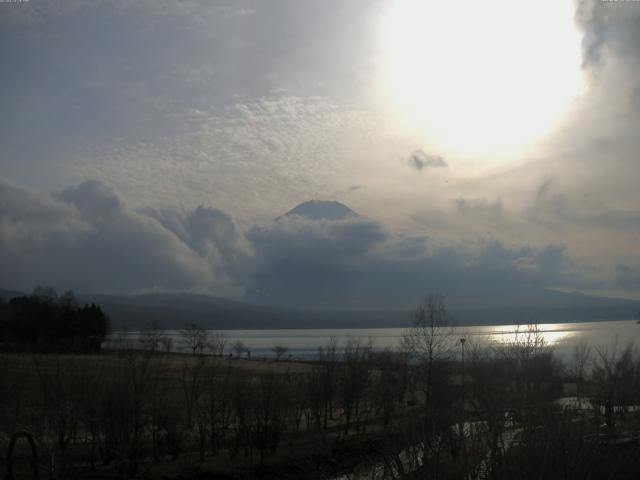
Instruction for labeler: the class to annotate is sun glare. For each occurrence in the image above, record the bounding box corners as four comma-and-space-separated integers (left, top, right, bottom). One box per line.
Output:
378, 0, 585, 160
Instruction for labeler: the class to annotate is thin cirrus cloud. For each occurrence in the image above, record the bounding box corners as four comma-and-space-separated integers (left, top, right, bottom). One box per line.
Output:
60, 95, 387, 225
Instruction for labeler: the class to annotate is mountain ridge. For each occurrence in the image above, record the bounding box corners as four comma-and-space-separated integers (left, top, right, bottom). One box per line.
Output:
1, 288, 638, 330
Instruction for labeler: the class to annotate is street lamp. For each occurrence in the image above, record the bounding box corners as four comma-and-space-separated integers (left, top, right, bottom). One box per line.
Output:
460, 337, 466, 409
460, 337, 468, 479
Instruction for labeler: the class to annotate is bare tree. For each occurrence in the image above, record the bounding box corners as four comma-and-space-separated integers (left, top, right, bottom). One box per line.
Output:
179, 355, 207, 434
232, 340, 249, 358
402, 294, 456, 400
402, 294, 455, 362
339, 338, 373, 435
180, 322, 209, 356
317, 336, 339, 430
569, 340, 592, 399
207, 331, 227, 356
271, 344, 288, 361
401, 294, 457, 473
139, 321, 162, 353
159, 335, 173, 354
592, 340, 639, 428
498, 323, 555, 396
32, 353, 87, 474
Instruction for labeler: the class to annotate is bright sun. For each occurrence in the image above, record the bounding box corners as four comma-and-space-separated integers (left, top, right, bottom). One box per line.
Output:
379, 0, 585, 160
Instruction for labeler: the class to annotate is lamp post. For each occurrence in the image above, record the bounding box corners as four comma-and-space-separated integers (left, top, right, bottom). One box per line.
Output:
460, 337, 467, 479
460, 337, 466, 410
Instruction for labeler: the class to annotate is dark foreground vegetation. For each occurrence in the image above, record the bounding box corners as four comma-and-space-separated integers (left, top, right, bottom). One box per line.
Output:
1, 294, 640, 479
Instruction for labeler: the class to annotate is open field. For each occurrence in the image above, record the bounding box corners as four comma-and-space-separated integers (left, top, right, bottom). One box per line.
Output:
4, 327, 640, 479
0, 347, 422, 479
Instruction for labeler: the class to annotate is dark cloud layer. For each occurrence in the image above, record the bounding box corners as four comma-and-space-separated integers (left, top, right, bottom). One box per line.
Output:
244, 201, 598, 308
246, 219, 595, 308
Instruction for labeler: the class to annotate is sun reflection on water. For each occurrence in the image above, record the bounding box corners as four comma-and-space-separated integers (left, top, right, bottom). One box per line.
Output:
484, 323, 577, 347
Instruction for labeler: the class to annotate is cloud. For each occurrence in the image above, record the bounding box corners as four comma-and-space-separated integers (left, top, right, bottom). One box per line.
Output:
244, 206, 598, 308
144, 205, 240, 256
142, 204, 251, 280
0, 175, 624, 308
532, 182, 640, 232
56, 180, 125, 222
614, 264, 640, 291
2, 0, 640, 307
0, 0, 382, 189
58, 94, 384, 224
244, 214, 387, 305
0, 177, 89, 249
455, 197, 504, 226
536, 178, 554, 200
0, 177, 244, 295
248, 215, 386, 267
575, 0, 640, 68
406, 150, 447, 172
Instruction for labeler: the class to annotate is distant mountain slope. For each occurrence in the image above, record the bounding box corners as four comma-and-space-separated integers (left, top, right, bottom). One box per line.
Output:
70, 291, 640, 329
78, 292, 410, 330
1, 288, 638, 330
283, 200, 358, 221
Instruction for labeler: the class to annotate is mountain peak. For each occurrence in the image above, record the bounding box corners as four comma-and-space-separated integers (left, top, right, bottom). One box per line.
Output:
284, 200, 358, 221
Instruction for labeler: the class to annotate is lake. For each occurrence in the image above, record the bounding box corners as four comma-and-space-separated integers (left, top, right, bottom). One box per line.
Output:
107, 319, 640, 361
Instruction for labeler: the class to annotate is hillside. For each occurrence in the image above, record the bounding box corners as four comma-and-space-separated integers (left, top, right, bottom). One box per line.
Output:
2, 288, 638, 330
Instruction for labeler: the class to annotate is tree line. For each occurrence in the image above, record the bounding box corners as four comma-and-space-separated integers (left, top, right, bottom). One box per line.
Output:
0, 287, 110, 352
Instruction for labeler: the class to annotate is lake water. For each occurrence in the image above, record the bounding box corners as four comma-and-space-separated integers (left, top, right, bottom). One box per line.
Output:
108, 319, 640, 361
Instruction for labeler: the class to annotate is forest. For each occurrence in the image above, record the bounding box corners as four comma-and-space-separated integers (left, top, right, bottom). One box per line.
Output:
0, 288, 110, 352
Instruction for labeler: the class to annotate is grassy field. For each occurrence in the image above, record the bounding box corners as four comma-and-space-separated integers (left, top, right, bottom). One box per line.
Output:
4, 334, 640, 479
0, 349, 421, 479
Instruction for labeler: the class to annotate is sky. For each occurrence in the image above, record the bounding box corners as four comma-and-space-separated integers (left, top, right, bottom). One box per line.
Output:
1, 0, 640, 308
